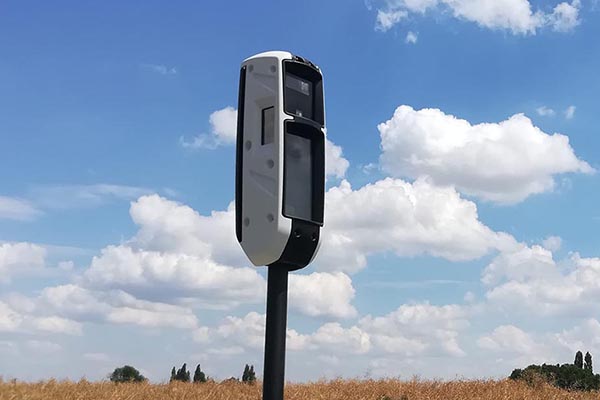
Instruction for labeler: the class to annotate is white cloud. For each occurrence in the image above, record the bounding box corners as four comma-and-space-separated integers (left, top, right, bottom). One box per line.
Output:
536, 106, 555, 116
0, 196, 40, 221
38, 284, 110, 320
378, 105, 593, 204
478, 325, 538, 354
445, 0, 545, 34
24, 194, 355, 321
376, 9, 408, 31
129, 195, 243, 267
476, 320, 600, 368
542, 235, 562, 252
210, 312, 266, 350
549, 0, 581, 32
30, 316, 82, 335
289, 272, 357, 319
35, 283, 199, 330
374, 0, 581, 35
309, 323, 371, 354
555, 319, 600, 354
142, 63, 177, 75
83, 245, 264, 309
316, 177, 517, 273
209, 106, 238, 144
107, 305, 197, 329
483, 246, 600, 317
0, 299, 82, 335
359, 302, 468, 357
0, 242, 47, 283
325, 139, 350, 178
405, 31, 418, 44
0, 301, 23, 332
565, 105, 576, 119
198, 311, 369, 356
180, 106, 237, 149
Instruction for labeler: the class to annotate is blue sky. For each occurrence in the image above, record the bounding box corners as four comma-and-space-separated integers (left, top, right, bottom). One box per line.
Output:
1, 0, 600, 382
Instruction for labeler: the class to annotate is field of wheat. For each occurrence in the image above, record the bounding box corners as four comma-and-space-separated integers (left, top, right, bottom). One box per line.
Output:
1, 378, 599, 400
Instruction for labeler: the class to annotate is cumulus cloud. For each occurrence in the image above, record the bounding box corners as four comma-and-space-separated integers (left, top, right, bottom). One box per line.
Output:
0, 300, 82, 335
180, 106, 238, 149
197, 312, 369, 355
130, 180, 517, 278
316, 177, 516, 273
83, 245, 265, 309
542, 236, 562, 252
482, 245, 600, 317
325, 139, 350, 178
128, 195, 356, 316
549, 0, 581, 32
555, 319, 600, 354
478, 325, 538, 354
289, 272, 357, 319
374, 0, 581, 35
360, 302, 468, 357
204, 303, 468, 361
0, 242, 47, 283
31, 284, 199, 330
378, 105, 593, 204
477, 319, 600, 369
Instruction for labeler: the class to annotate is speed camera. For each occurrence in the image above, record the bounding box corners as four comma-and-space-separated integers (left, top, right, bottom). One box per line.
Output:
235, 51, 325, 270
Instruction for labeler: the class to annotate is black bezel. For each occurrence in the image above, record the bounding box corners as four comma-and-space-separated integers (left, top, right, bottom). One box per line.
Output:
281, 121, 325, 226
282, 60, 325, 127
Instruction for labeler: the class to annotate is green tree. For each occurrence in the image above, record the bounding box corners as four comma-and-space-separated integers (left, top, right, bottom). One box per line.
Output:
248, 365, 256, 384
109, 365, 146, 383
241, 364, 256, 384
193, 364, 207, 383
173, 363, 191, 382
170, 367, 176, 382
575, 351, 584, 369
585, 352, 593, 372
242, 364, 250, 382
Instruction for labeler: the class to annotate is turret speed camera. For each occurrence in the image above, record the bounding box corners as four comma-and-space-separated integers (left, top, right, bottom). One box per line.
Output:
235, 51, 325, 271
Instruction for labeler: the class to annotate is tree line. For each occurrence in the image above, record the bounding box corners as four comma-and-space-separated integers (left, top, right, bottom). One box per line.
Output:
510, 351, 600, 391
109, 362, 256, 384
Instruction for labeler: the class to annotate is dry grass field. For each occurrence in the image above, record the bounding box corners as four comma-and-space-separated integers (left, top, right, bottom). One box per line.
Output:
1, 378, 599, 400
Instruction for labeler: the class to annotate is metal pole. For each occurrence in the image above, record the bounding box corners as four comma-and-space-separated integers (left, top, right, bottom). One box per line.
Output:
262, 265, 289, 400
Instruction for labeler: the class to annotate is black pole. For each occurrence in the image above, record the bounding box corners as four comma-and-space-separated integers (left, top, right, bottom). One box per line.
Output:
263, 264, 289, 400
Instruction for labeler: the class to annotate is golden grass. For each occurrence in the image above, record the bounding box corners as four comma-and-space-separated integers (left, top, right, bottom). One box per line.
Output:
0, 378, 598, 400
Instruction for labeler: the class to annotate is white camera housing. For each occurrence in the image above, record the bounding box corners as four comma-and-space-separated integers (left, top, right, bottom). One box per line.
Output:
235, 51, 325, 270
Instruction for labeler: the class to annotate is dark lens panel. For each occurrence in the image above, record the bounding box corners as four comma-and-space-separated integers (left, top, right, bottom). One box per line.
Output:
283, 132, 313, 221
285, 72, 313, 120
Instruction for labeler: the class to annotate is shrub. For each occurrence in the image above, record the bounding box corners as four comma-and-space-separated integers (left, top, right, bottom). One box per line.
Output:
109, 365, 146, 383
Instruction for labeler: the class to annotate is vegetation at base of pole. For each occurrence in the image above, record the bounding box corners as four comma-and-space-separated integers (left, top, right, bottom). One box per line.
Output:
509, 351, 600, 391
109, 365, 146, 383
